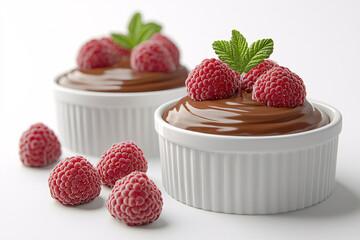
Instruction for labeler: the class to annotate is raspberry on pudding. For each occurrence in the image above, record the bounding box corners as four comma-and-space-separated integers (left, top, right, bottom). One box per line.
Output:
241, 59, 279, 93
77, 37, 130, 70
185, 58, 239, 101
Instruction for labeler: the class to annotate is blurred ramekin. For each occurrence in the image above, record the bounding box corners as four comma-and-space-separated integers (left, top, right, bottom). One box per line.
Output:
53, 81, 185, 158
154, 99, 342, 214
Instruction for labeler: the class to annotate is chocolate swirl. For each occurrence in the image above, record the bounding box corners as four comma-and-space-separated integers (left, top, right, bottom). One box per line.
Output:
163, 92, 329, 136
57, 58, 188, 92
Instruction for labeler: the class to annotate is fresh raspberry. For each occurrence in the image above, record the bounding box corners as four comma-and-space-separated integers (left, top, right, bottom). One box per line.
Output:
96, 141, 148, 187
234, 70, 240, 81
77, 37, 129, 70
106, 171, 163, 226
233, 70, 241, 92
241, 60, 279, 93
252, 66, 306, 107
150, 33, 180, 66
19, 123, 61, 167
102, 37, 131, 57
130, 40, 176, 72
48, 155, 101, 206
185, 58, 238, 101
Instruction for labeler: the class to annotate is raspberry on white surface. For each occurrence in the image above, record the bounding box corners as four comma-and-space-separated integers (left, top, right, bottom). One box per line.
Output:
19, 123, 61, 167
106, 171, 163, 226
97, 141, 148, 187
48, 155, 101, 205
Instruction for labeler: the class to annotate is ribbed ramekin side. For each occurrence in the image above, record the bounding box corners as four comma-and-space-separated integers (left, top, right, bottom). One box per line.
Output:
55, 100, 159, 158
158, 136, 339, 214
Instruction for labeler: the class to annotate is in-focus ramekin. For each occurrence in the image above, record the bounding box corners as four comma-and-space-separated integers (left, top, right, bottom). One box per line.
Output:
53, 80, 186, 158
154, 99, 342, 214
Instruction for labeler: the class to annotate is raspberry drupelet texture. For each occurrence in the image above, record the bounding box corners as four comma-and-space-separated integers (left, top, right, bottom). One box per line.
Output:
252, 66, 306, 107
77, 37, 129, 70
106, 171, 163, 226
96, 141, 148, 187
102, 37, 131, 57
48, 156, 101, 206
150, 33, 180, 66
185, 58, 239, 101
241, 59, 279, 93
130, 39, 177, 72
19, 123, 61, 167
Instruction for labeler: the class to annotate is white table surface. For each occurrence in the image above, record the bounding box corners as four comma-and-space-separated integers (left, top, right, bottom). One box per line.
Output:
1, 1, 360, 239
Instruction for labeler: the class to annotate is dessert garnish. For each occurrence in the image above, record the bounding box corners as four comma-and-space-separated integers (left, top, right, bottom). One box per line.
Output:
252, 66, 306, 107
111, 13, 162, 50
185, 58, 239, 101
19, 123, 61, 167
185, 29, 306, 108
241, 59, 278, 93
76, 12, 180, 73
151, 33, 180, 65
130, 37, 179, 72
185, 30, 274, 101
96, 141, 148, 188
48, 155, 101, 206
130, 31, 180, 72
77, 37, 130, 70
212, 30, 274, 76
106, 171, 163, 226
112, 12, 180, 72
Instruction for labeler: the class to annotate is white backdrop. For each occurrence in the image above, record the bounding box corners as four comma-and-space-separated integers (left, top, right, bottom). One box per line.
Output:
1, 0, 360, 239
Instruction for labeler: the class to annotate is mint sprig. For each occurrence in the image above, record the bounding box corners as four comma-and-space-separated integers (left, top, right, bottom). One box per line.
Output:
111, 13, 162, 49
212, 30, 274, 74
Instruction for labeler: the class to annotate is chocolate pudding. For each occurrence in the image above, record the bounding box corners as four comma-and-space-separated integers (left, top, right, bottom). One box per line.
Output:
163, 92, 329, 136
57, 58, 188, 93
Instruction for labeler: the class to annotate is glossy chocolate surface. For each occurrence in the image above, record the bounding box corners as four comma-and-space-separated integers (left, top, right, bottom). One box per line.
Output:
57, 58, 188, 92
163, 92, 329, 136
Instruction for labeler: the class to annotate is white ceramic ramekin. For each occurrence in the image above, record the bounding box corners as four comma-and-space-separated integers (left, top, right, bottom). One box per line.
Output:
154, 99, 342, 214
53, 81, 186, 158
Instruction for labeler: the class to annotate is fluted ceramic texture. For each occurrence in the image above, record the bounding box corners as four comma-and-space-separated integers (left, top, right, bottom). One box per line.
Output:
55, 100, 159, 158
159, 136, 339, 214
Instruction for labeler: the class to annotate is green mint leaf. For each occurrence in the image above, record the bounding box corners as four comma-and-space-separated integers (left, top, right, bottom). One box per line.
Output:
112, 13, 162, 49
212, 40, 240, 72
111, 33, 133, 49
128, 13, 142, 33
128, 13, 143, 45
138, 23, 162, 43
243, 38, 274, 73
213, 30, 274, 74
230, 30, 248, 72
